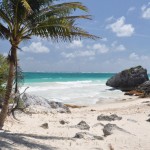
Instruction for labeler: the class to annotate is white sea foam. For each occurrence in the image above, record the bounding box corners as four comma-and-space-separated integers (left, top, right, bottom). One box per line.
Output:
21, 80, 129, 105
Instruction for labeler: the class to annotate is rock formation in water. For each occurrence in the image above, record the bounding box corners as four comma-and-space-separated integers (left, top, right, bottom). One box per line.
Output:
106, 66, 149, 91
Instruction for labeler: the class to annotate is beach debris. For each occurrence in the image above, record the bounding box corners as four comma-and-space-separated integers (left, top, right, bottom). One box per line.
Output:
97, 114, 122, 121
106, 66, 148, 91
103, 123, 131, 137
40, 123, 49, 129
76, 121, 90, 130
74, 132, 103, 140
65, 104, 86, 108
59, 120, 69, 125
22, 93, 71, 113
124, 90, 144, 97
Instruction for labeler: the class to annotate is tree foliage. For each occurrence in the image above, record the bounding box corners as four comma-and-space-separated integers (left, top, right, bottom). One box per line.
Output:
0, 0, 98, 129
0, 54, 8, 103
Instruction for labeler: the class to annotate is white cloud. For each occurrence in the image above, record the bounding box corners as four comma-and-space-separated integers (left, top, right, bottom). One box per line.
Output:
105, 16, 115, 22
101, 37, 108, 42
26, 57, 34, 61
93, 44, 109, 53
61, 50, 95, 58
111, 41, 126, 51
22, 42, 50, 53
106, 16, 134, 37
67, 40, 83, 48
129, 52, 148, 60
129, 52, 139, 60
141, 3, 150, 19
128, 7, 136, 13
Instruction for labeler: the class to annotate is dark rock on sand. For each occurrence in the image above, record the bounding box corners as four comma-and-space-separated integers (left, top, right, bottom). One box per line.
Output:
40, 123, 49, 129
59, 120, 69, 125
103, 123, 131, 137
97, 114, 122, 121
146, 118, 150, 122
22, 93, 71, 113
103, 124, 118, 136
77, 121, 90, 130
74, 132, 103, 140
106, 66, 149, 91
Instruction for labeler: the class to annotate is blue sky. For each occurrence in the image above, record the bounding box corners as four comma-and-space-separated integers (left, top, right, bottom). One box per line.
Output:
1, 0, 150, 72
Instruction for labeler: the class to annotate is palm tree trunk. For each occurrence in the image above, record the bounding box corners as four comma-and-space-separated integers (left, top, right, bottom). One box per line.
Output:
0, 47, 16, 130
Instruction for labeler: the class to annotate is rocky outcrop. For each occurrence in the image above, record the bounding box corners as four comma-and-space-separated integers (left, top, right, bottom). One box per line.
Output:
22, 93, 71, 113
106, 66, 149, 91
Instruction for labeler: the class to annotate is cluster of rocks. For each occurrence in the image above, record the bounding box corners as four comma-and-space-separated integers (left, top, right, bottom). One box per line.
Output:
72, 114, 129, 139
21, 93, 71, 114
106, 66, 150, 97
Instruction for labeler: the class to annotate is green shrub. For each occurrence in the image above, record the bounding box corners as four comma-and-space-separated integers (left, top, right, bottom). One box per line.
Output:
0, 54, 8, 105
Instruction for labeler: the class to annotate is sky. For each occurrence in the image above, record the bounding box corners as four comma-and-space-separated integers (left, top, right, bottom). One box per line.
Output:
1, 0, 150, 73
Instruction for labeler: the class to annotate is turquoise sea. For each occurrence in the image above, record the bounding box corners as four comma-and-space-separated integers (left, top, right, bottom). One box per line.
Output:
21, 72, 137, 105
23, 72, 115, 83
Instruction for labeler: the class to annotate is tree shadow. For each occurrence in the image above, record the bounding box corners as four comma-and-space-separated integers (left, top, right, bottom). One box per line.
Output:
0, 131, 73, 150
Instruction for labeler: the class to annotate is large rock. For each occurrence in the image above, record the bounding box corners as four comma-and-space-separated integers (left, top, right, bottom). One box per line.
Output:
22, 93, 71, 113
106, 66, 149, 91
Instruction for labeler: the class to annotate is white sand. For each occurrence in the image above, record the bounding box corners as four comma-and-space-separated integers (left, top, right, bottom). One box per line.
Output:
1, 97, 150, 150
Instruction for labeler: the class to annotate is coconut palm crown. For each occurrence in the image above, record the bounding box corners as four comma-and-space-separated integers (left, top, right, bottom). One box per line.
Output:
0, 0, 98, 129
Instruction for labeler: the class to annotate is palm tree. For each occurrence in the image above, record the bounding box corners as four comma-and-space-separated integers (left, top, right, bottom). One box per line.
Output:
0, 0, 97, 129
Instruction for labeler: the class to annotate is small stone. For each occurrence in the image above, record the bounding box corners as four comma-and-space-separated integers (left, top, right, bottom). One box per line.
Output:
59, 120, 69, 125
40, 123, 48, 129
91, 109, 96, 111
77, 121, 90, 130
74, 133, 84, 139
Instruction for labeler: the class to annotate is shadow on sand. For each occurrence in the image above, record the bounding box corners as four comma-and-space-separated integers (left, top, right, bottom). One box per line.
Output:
0, 131, 73, 150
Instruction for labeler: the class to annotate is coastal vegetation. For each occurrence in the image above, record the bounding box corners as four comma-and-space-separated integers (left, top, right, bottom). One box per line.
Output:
0, 0, 97, 129
0, 54, 8, 107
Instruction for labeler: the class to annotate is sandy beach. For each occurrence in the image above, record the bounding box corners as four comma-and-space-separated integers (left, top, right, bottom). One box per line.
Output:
1, 97, 150, 150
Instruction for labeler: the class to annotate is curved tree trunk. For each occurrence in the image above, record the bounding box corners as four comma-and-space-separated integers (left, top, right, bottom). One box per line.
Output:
0, 47, 16, 129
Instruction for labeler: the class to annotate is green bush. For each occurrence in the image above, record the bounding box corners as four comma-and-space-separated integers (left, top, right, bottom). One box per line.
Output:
0, 54, 8, 105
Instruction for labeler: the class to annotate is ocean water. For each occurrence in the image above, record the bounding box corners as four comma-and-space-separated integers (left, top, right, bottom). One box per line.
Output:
21, 73, 133, 105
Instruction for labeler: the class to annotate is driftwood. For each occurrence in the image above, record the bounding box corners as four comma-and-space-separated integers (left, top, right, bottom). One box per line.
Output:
8, 87, 29, 120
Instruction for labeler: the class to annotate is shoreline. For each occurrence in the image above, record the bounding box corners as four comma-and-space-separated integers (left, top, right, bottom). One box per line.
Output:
2, 96, 150, 150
